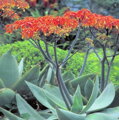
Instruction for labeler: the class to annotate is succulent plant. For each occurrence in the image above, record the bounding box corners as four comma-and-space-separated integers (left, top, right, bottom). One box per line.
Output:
26, 77, 119, 120
0, 73, 119, 120
0, 50, 50, 107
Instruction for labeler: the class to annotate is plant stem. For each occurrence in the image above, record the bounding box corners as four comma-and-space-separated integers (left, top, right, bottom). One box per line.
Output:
79, 47, 91, 76
58, 68, 73, 106
44, 40, 52, 60
105, 34, 119, 86
105, 65, 111, 87
101, 58, 105, 91
53, 41, 72, 109
35, 39, 56, 67
56, 67, 72, 110
93, 48, 101, 61
61, 26, 80, 67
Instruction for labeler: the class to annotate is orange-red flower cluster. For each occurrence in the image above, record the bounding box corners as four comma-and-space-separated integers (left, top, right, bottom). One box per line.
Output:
5, 9, 119, 39
64, 9, 119, 30
5, 15, 78, 39
0, 0, 29, 19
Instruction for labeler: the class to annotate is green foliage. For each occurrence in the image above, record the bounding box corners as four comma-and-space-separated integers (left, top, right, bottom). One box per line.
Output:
0, 41, 67, 73
0, 40, 119, 84
16, 94, 45, 120
0, 66, 119, 120
1, 77, 118, 120
26, 80, 119, 120
0, 88, 15, 107
0, 107, 24, 120
0, 50, 44, 107
0, 49, 19, 87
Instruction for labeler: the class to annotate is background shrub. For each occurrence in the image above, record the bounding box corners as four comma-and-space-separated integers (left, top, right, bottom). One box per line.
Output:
0, 40, 119, 84
0, 41, 68, 71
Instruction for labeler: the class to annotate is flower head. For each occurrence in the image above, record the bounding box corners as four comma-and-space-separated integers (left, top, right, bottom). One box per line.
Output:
5, 15, 78, 39
5, 9, 119, 39
0, 0, 29, 19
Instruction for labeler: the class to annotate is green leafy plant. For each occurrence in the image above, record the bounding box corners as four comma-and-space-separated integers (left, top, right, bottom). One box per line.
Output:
1, 76, 119, 120
1, 41, 119, 83
1, 8, 119, 120
0, 49, 49, 107
0, 41, 68, 73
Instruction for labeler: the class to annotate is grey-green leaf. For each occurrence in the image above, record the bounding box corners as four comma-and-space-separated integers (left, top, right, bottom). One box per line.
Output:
70, 74, 95, 95
110, 85, 119, 107
18, 58, 24, 77
80, 76, 99, 113
44, 87, 67, 110
0, 88, 15, 106
84, 80, 94, 100
0, 107, 23, 120
86, 113, 118, 120
12, 65, 40, 94
38, 64, 49, 87
16, 94, 45, 120
63, 71, 75, 81
101, 107, 119, 119
46, 67, 55, 85
71, 85, 83, 113
0, 50, 19, 87
0, 79, 6, 88
26, 81, 53, 110
57, 109, 86, 120
87, 83, 115, 112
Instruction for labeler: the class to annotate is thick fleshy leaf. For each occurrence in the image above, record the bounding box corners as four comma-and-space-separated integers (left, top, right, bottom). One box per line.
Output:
65, 80, 75, 95
0, 50, 19, 87
110, 85, 119, 107
80, 77, 99, 113
84, 80, 93, 100
86, 113, 118, 120
0, 88, 15, 106
44, 84, 65, 103
12, 65, 40, 94
46, 67, 55, 85
43, 84, 67, 109
87, 83, 115, 112
45, 90, 67, 110
38, 65, 49, 87
18, 58, 24, 76
71, 85, 83, 113
70, 74, 95, 95
63, 71, 75, 81
0, 107, 23, 120
0, 79, 6, 88
26, 81, 53, 110
16, 94, 45, 120
39, 110, 53, 119
47, 115, 57, 120
57, 109, 86, 120
101, 107, 119, 119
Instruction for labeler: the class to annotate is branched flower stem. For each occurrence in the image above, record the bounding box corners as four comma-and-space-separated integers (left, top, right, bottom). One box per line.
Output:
61, 26, 80, 67
53, 41, 73, 109
79, 47, 92, 76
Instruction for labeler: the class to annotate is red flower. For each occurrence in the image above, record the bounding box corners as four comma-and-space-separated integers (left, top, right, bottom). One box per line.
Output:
0, 0, 29, 19
5, 9, 119, 39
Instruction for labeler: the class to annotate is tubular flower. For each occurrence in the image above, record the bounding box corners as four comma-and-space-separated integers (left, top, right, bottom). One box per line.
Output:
64, 9, 119, 31
0, 0, 29, 19
5, 15, 78, 39
5, 9, 119, 39
1, 8, 20, 19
